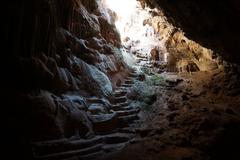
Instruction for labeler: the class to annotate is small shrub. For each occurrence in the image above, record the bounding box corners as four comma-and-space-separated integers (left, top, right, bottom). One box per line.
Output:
150, 74, 168, 86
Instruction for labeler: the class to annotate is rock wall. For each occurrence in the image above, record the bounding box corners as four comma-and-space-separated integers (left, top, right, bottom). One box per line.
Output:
3, 0, 240, 159
3, 1, 129, 158
139, 0, 240, 63
166, 30, 220, 72
136, 1, 220, 73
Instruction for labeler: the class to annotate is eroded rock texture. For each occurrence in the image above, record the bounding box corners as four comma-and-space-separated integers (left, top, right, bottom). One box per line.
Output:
3, 0, 131, 159
140, 0, 240, 63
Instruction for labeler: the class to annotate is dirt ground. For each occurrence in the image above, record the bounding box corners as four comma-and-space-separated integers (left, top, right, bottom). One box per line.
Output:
100, 69, 240, 160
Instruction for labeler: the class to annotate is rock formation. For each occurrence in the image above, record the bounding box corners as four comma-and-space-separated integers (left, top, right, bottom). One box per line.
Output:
3, 0, 240, 160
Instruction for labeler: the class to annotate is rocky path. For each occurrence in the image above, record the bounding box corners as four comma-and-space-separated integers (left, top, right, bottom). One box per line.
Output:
98, 71, 240, 160
135, 53, 150, 66
31, 70, 141, 160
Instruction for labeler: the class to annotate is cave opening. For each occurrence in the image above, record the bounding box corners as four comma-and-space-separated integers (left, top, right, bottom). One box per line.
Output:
101, 0, 170, 69
100, 0, 218, 75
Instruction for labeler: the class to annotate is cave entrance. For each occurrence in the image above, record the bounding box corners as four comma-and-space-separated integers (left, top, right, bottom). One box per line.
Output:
101, 0, 171, 68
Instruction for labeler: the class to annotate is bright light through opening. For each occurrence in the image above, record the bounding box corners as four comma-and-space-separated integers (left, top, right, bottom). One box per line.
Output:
101, 0, 171, 67
103, 0, 137, 18
102, 0, 159, 50
102, 0, 138, 40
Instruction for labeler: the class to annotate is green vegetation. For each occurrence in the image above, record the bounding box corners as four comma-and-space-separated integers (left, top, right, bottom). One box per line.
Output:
130, 80, 157, 111
149, 74, 168, 86
140, 66, 154, 75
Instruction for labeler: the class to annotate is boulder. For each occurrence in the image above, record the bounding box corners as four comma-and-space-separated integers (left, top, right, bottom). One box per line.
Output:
23, 91, 64, 141
51, 67, 70, 92
58, 95, 94, 138
73, 4, 100, 38
64, 69, 79, 90
21, 91, 96, 140
56, 28, 67, 51
99, 17, 121, 47
88, 103, 107, 114
176, 60, 200, 73
150, 47, 160, 61
68, 106, 94, 138
20, 57, 54, 88
47, 57, 58, 75
72, 56, 113, 97
61, 95, 88, 110
187, 61, 200, 72
90, 112, 118, 133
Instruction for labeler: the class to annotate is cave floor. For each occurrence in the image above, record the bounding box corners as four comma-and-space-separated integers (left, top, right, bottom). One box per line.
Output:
100, 69, 240, 160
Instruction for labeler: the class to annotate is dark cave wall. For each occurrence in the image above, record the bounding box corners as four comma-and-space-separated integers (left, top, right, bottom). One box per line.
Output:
141, 0, 240, 63
5, 0, 240, 90
3, 0, 240, 159
4, 0, 76, 91
5, 0, 71, 58
5, 0, 118, 58
3, 1, 125, 159
4, 0, 123, 90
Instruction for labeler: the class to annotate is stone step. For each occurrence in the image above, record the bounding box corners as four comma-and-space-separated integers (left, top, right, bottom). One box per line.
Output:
61, 157, 78, 160
114, 90, 127, 97
88, 103, 107, 114
118, 127, 136, 134
114, 96, 127, 104
137, 58, 148, 61
118, 102, 129, 107
128, 72, 138, 78
111, 102, 129, 109
136, 54, 148, 59
102, 143, 126, 153
144, 64, 153, 67
32, 132, 135, 159
115, 109, 140, 117
110, 105, 122, 110
117, 86, 129, 91
137, 56, 148, 59
60, 151, 104, 160
92, 113, 119, 134
86, 98, 102, 103
77, 151, 104, 160
111, 106, 134, 111
102, 133, 134, 144
122, 106, 138, 110
91, 112, 117, 123
32, 137, 103, 157
118, 115, 139, 125
124, 79, 134, 84
33, 144, 102, 160
86, 98, 111, 108
125, 77, 134, 81
121, 83, 132, 87
130, 69, 137, 73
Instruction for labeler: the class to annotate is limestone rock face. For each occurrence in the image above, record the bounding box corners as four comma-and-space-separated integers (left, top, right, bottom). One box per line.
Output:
129, 2, 221, 72
19, 57, 54, 89
176, 60, 200, 73
141, 0, 240, 63
150, 48, 160, 61
166, 30, 220, 72
99, 17, 121, 47
22, 91, 95, 141
5, 0, 130, 149
4, 1, 240, 160
72, 56, 113, 97
20, 91, 64, 141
